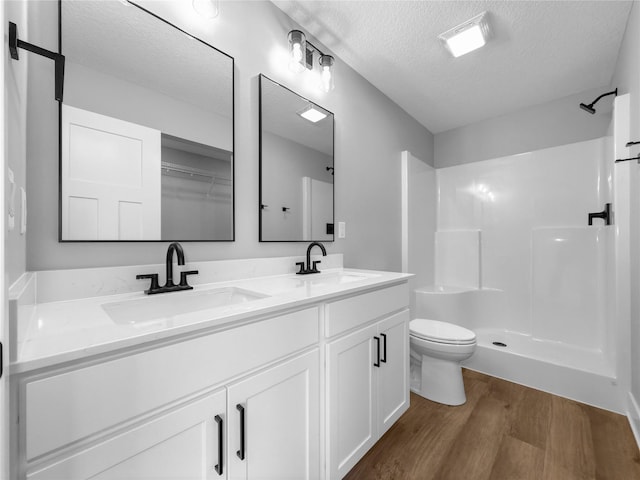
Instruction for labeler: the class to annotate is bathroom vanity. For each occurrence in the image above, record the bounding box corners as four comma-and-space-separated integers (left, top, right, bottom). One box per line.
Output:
9, 260, 411, 479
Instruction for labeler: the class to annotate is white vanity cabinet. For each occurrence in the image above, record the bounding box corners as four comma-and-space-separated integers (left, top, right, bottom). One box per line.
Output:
16, 307, 320, 480
26, 350, 320, 480
325, 284, 410, 480
13, 276, 411, 480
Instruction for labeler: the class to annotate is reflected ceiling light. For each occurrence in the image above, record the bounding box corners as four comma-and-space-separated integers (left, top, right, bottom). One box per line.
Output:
439, 11, 490, 58
192, 0, 219, 19
288, 29, 335, 92
298, 104, 327, 123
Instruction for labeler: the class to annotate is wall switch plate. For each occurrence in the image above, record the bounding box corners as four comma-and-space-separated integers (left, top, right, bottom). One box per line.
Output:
338, 222, 346, 238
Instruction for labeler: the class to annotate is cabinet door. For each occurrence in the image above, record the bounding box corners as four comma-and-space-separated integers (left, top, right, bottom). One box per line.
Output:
377, 310, 410, 436
326, 324, 378, 480
27, 389, 226, 480
227, 350, 320, 480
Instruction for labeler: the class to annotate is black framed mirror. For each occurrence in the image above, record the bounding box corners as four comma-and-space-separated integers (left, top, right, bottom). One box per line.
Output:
59, 0, 234, 241
259, 75, 334, 242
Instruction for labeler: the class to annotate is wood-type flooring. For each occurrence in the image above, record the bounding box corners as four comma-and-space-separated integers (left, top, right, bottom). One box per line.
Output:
344, 369, 640, 480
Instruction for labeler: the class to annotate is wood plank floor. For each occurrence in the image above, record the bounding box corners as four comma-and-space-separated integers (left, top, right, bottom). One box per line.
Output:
344, 369, 640, 480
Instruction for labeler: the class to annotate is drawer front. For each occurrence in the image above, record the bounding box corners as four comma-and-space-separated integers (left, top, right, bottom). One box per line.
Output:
325, 283, 409, 338
25, 307, 319, 461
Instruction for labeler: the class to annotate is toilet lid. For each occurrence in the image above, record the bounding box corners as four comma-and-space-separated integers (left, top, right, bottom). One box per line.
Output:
410, 319, 476, 344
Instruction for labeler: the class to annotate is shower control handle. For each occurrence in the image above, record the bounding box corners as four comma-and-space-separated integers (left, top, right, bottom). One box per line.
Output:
588, 203, 611, 226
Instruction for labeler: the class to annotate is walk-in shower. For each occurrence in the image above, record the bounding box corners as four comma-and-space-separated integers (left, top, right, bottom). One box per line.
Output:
404, 124, 627, 413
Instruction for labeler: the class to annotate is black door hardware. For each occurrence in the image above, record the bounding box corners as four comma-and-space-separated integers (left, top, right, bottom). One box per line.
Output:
236, 404, 246, 460
214, 415, 223, 475
373, 336, 381, 368
380, 333, 387, 363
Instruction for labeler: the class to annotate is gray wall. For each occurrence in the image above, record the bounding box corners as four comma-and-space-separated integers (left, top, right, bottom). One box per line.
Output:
612, 2, 640, 420
5, 1, 30, 286
18, 0, 433, 275
434, 87, 612, 168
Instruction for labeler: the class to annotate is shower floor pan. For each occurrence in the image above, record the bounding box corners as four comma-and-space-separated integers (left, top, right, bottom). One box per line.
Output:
464, 328, 622, 414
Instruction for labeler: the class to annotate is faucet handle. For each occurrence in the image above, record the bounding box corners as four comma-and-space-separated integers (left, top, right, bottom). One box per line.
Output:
136, 273, 160, 294
295, 262, 306, 274
179, 270, 199, 288
312, 260, 321, 273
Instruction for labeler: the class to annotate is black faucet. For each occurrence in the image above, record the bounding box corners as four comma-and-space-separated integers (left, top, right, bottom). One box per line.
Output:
296, 242, 327, 275
588, 203, 612, 226
136, 242, 199, 294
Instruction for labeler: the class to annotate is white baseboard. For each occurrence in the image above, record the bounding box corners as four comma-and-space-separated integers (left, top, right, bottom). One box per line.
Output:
628, 392, 640, 451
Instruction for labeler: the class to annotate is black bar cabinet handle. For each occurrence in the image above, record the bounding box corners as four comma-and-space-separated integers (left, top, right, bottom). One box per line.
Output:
214, 415, 223, 475
373, 336, 380, 367
380, 333, 387, 363
236, 404, 245, 460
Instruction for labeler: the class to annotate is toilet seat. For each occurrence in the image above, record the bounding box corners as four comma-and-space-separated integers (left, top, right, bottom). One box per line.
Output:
410, 319, 476, 345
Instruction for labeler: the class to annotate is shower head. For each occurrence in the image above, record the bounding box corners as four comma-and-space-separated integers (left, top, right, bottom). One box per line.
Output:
580, 103, 596, 114
579, 88, 618, 114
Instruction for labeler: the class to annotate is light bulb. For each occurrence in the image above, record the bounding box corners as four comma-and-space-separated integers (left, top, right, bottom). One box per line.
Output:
321, 66, 332, 92
288, 30, 307, 73
319, 55, 334, 92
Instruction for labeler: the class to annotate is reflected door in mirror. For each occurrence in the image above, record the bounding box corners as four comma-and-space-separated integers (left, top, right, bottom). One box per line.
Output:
60, 0, 234, 241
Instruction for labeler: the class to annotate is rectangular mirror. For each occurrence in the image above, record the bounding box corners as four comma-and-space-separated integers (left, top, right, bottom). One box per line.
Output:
259, 75, 334, 242
60, 0, 234, 241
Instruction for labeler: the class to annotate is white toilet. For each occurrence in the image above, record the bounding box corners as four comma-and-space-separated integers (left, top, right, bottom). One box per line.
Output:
409, 318, 477, 406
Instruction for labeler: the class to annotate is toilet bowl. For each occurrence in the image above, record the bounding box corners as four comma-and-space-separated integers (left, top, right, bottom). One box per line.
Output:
409, 318, 476, 406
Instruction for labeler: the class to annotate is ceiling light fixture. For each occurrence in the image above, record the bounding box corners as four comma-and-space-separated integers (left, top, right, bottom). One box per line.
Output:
192, 0, 219, 19
439, 11, 490, 58
288, 29, 335, 92
298, 104, 327, 123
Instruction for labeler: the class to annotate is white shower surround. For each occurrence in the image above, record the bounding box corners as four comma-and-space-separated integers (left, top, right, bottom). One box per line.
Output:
424, 137, 622, 412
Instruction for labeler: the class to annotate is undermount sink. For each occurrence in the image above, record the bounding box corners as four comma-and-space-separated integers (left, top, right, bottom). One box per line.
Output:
301, 271, 380, 286
102, 287, 268, 325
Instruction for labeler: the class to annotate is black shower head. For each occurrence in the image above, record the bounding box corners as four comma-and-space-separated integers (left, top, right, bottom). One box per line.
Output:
580, 103, 596, 114
579, 88, 617, 114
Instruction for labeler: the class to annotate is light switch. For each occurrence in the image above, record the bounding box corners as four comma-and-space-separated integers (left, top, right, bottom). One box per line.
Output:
338, 222, 346, 238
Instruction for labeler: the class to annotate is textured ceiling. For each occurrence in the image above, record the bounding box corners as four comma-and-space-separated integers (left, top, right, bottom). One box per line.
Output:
272, 0, 633, 133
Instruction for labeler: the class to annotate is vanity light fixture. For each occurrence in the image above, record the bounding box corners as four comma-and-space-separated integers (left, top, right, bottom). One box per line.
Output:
192, 0, 219, 19
288, 29, 335, 92
298, 104, 327, 123
8, 21, 65, 101
439, 11, 490, 58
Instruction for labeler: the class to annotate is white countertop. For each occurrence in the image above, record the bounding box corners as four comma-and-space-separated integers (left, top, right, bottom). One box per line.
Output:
12, 268, 411, 374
